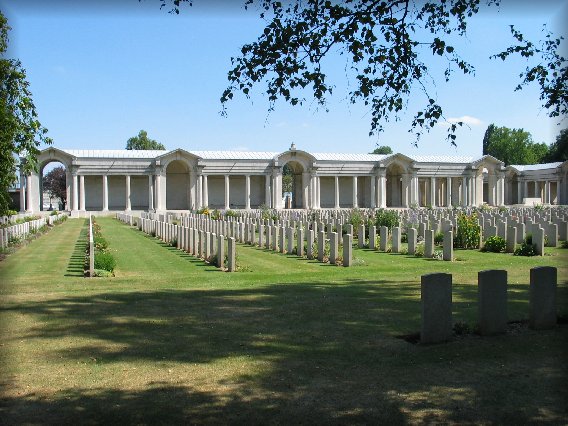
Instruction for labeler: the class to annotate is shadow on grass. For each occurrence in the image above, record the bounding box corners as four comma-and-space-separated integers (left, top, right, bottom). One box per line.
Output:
1, 280, 567, 423
65, 219, 88, 277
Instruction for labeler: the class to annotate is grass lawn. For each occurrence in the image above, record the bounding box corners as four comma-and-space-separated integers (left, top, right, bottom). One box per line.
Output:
1, 217, 567, 424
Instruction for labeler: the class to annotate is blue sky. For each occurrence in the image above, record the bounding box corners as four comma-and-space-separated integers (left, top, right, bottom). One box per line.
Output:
2, 0, 567, 158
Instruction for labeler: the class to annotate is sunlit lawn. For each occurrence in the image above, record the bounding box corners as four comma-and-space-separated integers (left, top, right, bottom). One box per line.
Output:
0, 217, 566, 424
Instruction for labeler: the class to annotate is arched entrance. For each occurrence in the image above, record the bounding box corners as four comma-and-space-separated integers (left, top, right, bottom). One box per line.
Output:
386, 163, 404, 207
282, 161, 304, 209
40, 160, 68, 211
166, 160, 189, 210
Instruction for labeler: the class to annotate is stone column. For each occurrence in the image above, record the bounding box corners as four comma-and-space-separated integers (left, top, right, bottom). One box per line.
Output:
245, 175, 251, 210
148, 175, 154, 211
516, 180, 521, 205
523, 181, 528, 203
301, 172, 309, 209
202, 174, 208, 207
265, 174, 271, 208
534, 180, 539, 198
461, 176, 467, 206
544, 181, 550, 204
430, 176, 436, 207
316, 176, 321, 209
80, 175, 86, 211
334, 176, 340, 209
352, 176, 358, 208
370, 175, 376, 208
19, 171, 26, 212
410, 173, 418, 206
72, 174, 79, 211
65, 170, 71, 212
125, 175, 131, 211
155, 171, 166, 211
378, 172, 387, 208
224, 175, 230, 210
497, 172, 505, 206
446, 177, 452, 207
102, 174, 109, 211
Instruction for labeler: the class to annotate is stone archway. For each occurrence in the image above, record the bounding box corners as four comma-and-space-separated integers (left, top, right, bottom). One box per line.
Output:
386, 163, 405, 207
282, 160, 305, 209
40, 160, 68, 211
166, 160, 189, 210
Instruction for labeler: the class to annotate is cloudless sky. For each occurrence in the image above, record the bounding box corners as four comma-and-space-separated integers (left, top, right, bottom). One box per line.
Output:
2, 0, 567, 158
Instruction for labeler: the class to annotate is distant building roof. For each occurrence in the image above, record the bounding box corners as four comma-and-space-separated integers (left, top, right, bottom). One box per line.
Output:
509, 162, 563, 172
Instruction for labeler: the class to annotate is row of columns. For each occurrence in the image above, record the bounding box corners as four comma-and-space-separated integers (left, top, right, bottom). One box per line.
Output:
20, 169, 513, 213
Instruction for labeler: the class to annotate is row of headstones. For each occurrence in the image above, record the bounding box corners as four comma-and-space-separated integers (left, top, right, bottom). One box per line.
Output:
117, 213, 237, 272
421, 266, 558, 344
140, 212, 356, 266
144, 206, 567, 250
363, 224, 455, 260
0, 214, 67, 249
0, 212, 35, 225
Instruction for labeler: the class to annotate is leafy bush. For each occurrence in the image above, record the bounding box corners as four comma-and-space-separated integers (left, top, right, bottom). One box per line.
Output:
196, 207, 210, 216
94, 236, 109, 252
514, 235, 537, 257
375, 209, 399, 229
483, 236, 506, 253
434, 232, 444, 245
561, 240, 568, 249
225, 209, 240, 218
50, 210, 59, 216
94, 251, 116, 272
454, 213, 480, 249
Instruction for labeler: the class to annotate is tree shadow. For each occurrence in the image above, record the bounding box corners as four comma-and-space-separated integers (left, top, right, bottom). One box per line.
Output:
65, 219, 88, 277
1, 279, 567, 423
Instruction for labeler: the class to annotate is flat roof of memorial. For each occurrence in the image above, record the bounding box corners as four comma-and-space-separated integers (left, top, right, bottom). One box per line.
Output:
59, 149, 482, 164
509, 162, 563, 171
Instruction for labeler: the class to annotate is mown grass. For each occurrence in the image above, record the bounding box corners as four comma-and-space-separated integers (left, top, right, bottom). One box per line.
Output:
0, 217, 567, 424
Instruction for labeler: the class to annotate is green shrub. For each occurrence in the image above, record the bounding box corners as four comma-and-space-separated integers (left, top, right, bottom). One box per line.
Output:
454, 213, 480, 249
225, 209, 240, 218
434, 232, 444, 245
483, 236, 506, 253
94, 252, 116, 272
375, 209, 399, 229
94, 236, 109, 252
93, 269, 114, 277
4, 209, 17, 217
50, 210, 59, 216
514, 235, 537, 257
561, 240, 568, 249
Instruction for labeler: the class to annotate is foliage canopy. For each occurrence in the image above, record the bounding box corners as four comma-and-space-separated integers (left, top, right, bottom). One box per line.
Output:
0, 11, 52, 214
42, 166, 67, 206
157, 0, 566, 147
126, 130, 165, 150
483, 124, 549, 166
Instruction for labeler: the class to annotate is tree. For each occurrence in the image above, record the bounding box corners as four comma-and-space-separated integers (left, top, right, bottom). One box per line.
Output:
282, 163, 293, 194
0, 12, 52, 214
42, 166, 67, 208
482, 124, 495, 156
484, 125, 548, 165
126, 130, 165, 150
370, 146, 393, 155
543, 129, 568, 162
157, 0, 566, 146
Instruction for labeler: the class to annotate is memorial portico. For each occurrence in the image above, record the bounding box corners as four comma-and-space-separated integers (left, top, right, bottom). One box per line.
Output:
24, 147, 567, 214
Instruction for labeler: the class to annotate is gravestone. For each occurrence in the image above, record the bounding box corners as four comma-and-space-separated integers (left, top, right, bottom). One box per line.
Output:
506, 226, 517, 253
379, 226, 388, 251
392, 227, 401, 253
529, 266, 557, 330
424, 230, 434, 258
317, 231, 326, 262
343, 233, 352, 267
478, 270, 507, 335
369, 225, 377, 250
217, 235, 225, 268
443, 230, 453, 261
330, 232, 338, 264
408, 227, 417, 255
421, 273, 452, 344
227, 237, 236, 272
